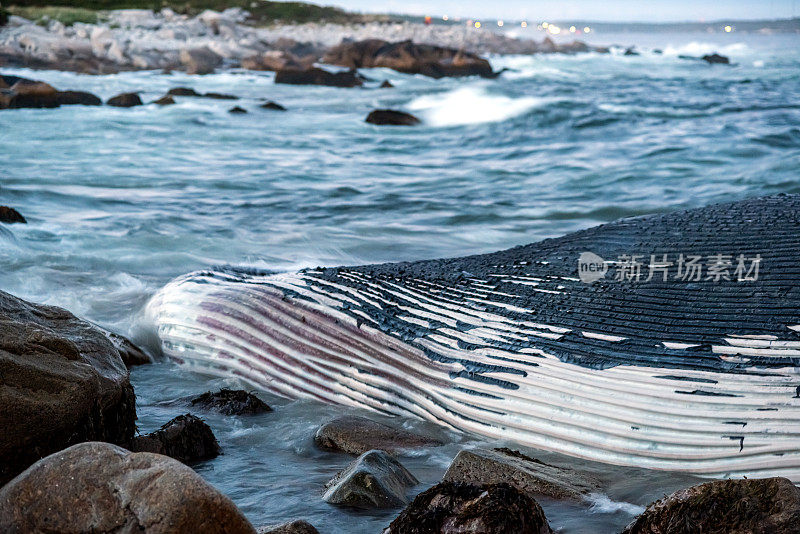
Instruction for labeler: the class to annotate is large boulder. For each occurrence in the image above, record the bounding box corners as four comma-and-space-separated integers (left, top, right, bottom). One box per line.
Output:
443, 448, 599, 500
0, 206, 26, 223
0, 291, 137, 486
622, 477, 800, 534
130, 413, 221, 464
0, 75, 101, 109
386, 481, 553, 534
366, 109, 420, 126
323, 449, 418, 508
275, 67, 364, 87
190, 388, 272, 415
314, 415, 443, 455
0, 442, 256, 534
180, 46, 222, 75
322, 39, 497, 79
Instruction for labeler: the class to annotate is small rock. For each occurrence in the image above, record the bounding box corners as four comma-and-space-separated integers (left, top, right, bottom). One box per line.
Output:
107, 92, 143, 107
153, 95, 176, 106
261, 100, 287, 111
622, 477, 800, 534
205, 92, 238, 100
54, 91, 102, 106
323, 449, 418, 509
168, 87, 202, 97
190, 388, 272, 415
702, 53, 731, 64
130, 414, 221, 464
229, 106, 247, 114
0, 206, 26, 224
386, 481, 553, 534
380, 80, 394, 88
275, 67, 364, 88
105, 330, 151, 367
443, 448, 599, 500
0, 442, 256, 534
315, 415, 443, 455
366, 109, 420, 126
180, 46, 222, 75
257, 520, 319, 534
624, 47, 640, 56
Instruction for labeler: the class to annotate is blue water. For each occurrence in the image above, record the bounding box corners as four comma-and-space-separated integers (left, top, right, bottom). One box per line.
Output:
1, 31, 799, 532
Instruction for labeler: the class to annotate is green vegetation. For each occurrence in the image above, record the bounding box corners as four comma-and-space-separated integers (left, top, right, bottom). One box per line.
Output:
4, 0, 394, 25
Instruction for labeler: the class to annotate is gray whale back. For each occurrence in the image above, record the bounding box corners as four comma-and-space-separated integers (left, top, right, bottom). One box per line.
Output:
148, 194, 800, 479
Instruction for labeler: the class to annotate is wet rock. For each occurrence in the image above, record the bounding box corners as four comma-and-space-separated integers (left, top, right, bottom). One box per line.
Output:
130, 414, 221, 464
622, 477, 800, 534
257, 520, 319, 534
105, 330, 151, 367
190, 388, 272, 415
0, 290, 136, 485
275, 67, 364, 87
315, 415, 443, 455
107, 92, 143, 107
380, 80, 394, 88
702, 53, 730, 64
180, 46, 222, 75
153, 95, 176, 105
0, 442, 256, 534
386, 481, 553, 534
443, 448, 599, 500
229, 106, 248, 114
261, 100, 287, 111
366, 109, 420, 126
168, 86, 202, 97
206, 92, 238, 100
323, 449, 418, 509
54, 90, 102, 106
0, 206, 26, 224
9, 78, 57, 96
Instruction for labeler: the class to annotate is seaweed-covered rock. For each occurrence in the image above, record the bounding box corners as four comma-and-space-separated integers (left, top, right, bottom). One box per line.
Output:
315, 415, 443, 455
107, 92, 143, 107
386, 481, 552, 534
275, 67, 364, 88
622, 477, 800, 534
366, 109, 420, 126
443, 448, 599, 500
0, 206, 26, 224
190, 388, 272, 415
0, 442, 256, 534
323, 449, 418, 509
257, 520, 319, 534
130, 414, 221, 464
0, 290, 137, 485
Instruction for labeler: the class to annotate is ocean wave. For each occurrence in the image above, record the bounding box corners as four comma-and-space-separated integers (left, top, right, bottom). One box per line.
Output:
662, 41, 749, 57
586, 493, 645, 515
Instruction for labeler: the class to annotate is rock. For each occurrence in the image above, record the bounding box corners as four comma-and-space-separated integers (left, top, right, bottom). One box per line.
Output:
622, 477, 800, 534
0, 291, 136, 485
443, 448, 599, 500
0, 206, 26, 224
130, 414, 221, 464
180, 46, 222, 75
153, 95, 176, 105
624, 47, 640, 56
168, 87, 202, 97
0, 442, 256, 534
261, 100, 287, 111
275, 67, 364, 88
315, 415, 443, 455
386, 481, 553, 534
323, 449, 418, 509
380, 80, 394, 88
9, 78, 56, 97
257, 520, 319, 534
241, 51, 308, 72
229, 106, 248, 114
366, 109, 420, 126
205, 92, 238, 100
107, 92, 143, 107
702, 53, 731, 64
190, 388, 272, 415
105, 330, 151, 367
54, 91, 102, 106
558, 40, 590, 54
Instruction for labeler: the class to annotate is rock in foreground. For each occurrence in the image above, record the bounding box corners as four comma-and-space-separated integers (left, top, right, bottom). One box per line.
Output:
366, 109, 420, 126
315, 415, 443, 455
622, 477, 800, 534
0, 290, 136, 485
275, 67, 364, 87
257, 520, 319, 534
130, 414, 221, 464
324, 449, 418, 509
0, 206, 26, 223
191, 388, 272, 415
386, 481, 552, 534
0, 442, 255, 534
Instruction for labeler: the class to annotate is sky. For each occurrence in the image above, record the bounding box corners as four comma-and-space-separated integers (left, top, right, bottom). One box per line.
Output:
326, 0, 798, 22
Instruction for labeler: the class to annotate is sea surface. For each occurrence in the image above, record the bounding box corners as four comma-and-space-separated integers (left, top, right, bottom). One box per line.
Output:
1, 30, 799, 532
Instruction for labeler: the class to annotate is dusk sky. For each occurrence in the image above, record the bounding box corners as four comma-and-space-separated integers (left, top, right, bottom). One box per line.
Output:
327, 0, 798, 22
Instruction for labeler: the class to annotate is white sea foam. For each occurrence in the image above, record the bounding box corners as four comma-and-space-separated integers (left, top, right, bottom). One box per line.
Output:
662, 41, 749, 57
586, 493, 646, 515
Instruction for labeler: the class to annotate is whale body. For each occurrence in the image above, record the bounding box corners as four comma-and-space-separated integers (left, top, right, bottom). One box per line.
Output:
147, 194, 800, 480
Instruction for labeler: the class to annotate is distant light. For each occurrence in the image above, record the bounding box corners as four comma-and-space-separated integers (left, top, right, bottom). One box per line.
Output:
548, 24, 561, 35
497, 20, 504, 27
474, 21, 481, 28
442, 14, 448, 21
542, 21, 549, 28
569, 25, 576, 33
584, 26, 591, 33
724, 25, 733, 32
521, 21, 528, 28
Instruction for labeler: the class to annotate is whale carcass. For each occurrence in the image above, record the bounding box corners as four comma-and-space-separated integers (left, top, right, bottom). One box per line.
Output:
147, 194, 800, 480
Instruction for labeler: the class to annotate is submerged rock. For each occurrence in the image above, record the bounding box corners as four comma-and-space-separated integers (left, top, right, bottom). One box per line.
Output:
190, 388, 272, 415
130, 414, 221, 464
257, 520, 319, 534
153, 95, 176, 105
380, 80, 395, 88
0, 291, 136, 486
0, 206, 26, 223
180, 46, 222, 75
315, 415, 443, 455
622, 477, 800, 534
261, 100, 287, 111
443, 448, 599, 500
366, 109, 420, 126
386, 481, 553, 534
323, 449, 418, 509
274, 67, 364, 87
702, 53, 731, 64
0, 442, 256, 534
229, 106, 248, 114
107, 92, 143, 107
167, 87, 238, 99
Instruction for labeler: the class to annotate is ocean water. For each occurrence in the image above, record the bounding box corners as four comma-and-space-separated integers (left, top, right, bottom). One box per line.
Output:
1, 31, 799, 532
